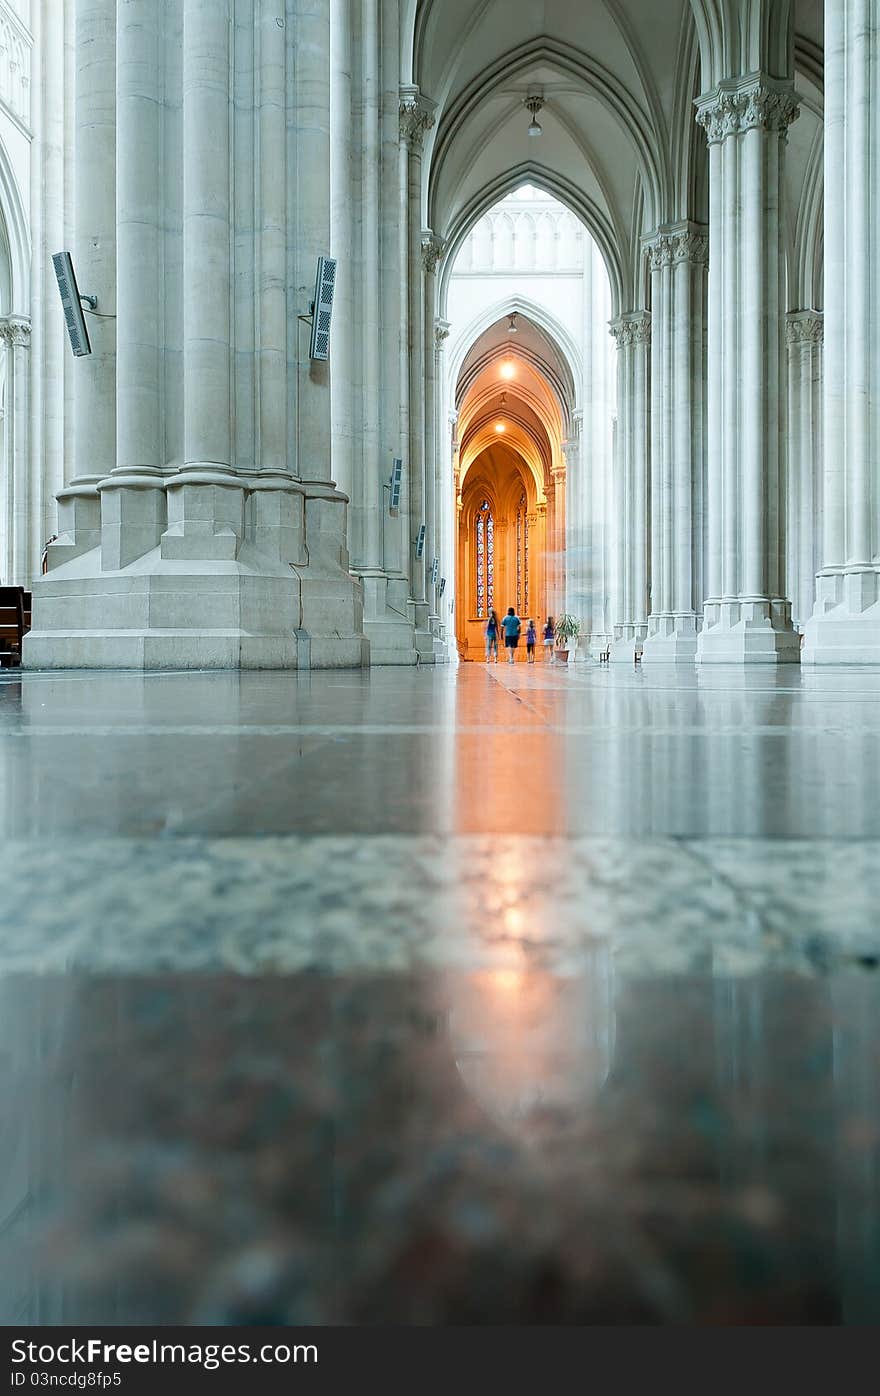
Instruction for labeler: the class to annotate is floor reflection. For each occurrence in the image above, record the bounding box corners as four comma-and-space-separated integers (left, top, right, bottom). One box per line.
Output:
2, 968, 878, 1324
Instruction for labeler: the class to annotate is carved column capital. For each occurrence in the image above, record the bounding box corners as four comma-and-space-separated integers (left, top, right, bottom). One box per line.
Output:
696, 74, 799, 146
0, 315, 31, 348
645, 222, 709, 272
434, 317, 451, 349
421, 230, 446, 274
609, 311, 651, 348
399, 86, 435, 153
785, 309, 824, 347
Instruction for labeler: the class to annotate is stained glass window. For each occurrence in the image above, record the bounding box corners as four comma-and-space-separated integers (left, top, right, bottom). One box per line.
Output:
476, 500, 493, 617
516, 492, 528, 615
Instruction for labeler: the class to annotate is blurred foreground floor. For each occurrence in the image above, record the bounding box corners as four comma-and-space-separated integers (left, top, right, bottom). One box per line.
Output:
1, 662, 879, 1322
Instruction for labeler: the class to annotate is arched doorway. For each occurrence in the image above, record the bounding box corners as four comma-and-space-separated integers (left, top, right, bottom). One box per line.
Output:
457, 446, 544, 659
452, 311, 572, 660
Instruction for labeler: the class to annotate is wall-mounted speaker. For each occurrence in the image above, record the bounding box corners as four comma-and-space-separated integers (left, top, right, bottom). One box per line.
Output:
52, 251, 92, 357
415, 524, 426, 558
309, 255, 337, 361
430, 557, 439, 585
389, 458, 403, 513
439, 577, 446, 597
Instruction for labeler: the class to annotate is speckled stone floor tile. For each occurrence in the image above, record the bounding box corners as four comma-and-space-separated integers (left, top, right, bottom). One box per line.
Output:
2, 663, 880, 1324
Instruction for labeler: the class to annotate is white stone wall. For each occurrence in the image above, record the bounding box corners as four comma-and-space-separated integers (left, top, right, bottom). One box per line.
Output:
0, 0, 33, 586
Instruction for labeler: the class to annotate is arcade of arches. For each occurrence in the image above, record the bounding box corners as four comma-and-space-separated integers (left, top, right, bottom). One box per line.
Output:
453, 315, 570, 660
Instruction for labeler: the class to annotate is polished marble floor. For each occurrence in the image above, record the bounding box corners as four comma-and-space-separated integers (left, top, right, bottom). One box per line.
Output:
1, 661, 879, 1322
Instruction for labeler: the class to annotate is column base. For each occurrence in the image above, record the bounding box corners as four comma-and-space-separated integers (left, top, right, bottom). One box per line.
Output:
23, 549, 301, 670
696, 597, 800, 665
358, 571, 427, 666
802, 567, 880, 664
407, 598, 436, 663
609, 626, 646, 663
641, 613, 699, 664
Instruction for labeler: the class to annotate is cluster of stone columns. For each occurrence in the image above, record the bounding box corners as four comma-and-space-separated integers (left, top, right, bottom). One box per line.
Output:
609, 312, 650, 661
26, 0, 366, 670
641, 224, 707, 664
694, 74, 800, 663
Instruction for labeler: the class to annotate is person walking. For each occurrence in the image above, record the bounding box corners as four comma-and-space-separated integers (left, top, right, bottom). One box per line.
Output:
502, 606, 521, 663
485, 608, 500, 663
526, 618, 537, 662
543, 616, 555, 663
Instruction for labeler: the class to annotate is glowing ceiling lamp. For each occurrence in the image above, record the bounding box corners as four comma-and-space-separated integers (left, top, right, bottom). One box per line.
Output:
500, 360, 516, 380
495, 422, 506, 434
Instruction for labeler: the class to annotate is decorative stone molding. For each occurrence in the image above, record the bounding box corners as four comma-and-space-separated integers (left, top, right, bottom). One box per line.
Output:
645, 223, 709, 272
399, 87, 435, 153
696, 74, 799, 146
421, 231, 446, 274
609, 312, 651, 348
0, 315, 30, 348
434, 318, 451, 349
785, 310, 824, 347
0, 7, 32, 128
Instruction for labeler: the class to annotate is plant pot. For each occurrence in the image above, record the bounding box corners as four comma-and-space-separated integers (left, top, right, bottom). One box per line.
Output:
555, 648, 570, 664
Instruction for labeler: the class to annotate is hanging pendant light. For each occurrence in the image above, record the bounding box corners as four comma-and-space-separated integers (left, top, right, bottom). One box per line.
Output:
507, 312, 518, 333
525, 95, 544, 137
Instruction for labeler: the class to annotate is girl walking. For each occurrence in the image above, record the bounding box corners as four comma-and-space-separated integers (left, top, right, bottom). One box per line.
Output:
543, 616, 555, 662
485, 608, 500, 662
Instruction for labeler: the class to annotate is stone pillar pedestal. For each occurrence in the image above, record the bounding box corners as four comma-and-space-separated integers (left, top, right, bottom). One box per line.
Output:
100, 471, 167, 571
161, 469, 245, 563
295, 482, 368, 668
695, 74, 800, 664
45, 479, 102, 572
609, 312, 650, 662
642, 224, 708, 664
803, 0, 880, 664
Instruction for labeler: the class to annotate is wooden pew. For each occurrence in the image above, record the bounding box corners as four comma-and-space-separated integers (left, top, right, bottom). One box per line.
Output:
0, 586, 28, 666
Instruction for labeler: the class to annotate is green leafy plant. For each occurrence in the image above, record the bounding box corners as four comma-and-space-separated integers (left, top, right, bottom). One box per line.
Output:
555, 614, 581, 649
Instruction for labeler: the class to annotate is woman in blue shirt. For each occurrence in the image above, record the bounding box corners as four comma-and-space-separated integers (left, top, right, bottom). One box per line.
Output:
501, 607, 521, 663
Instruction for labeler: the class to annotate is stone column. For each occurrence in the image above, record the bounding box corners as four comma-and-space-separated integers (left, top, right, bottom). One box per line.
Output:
99, 0, 166, 571
28, 0, 70, 585
48, 0, 116, 573
588, 244, 615, 659
355, 0, 383, 595
609, 312, 650, 661
290, 0, 365, 661
431, 313, 451, 639
786, 311, 823, 631
421, 232, 444, 624
246, 0, 307, 577
398, 87, 433, 631
161, 0, 245, 563
551, 459, 567, 620
643, 223, 708, 663
565, 409, 587, 639
804, 0, 880, 663
0, 318, 31, 585
695, 75, 800, 664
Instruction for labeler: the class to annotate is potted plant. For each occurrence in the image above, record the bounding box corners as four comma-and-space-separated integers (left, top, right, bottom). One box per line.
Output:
554, 613, 581, 664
